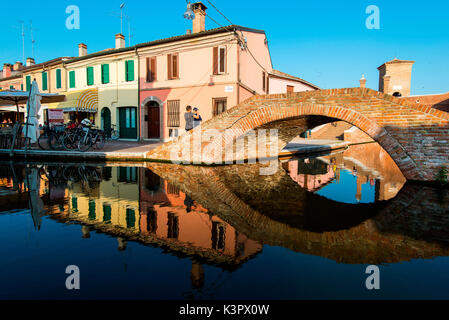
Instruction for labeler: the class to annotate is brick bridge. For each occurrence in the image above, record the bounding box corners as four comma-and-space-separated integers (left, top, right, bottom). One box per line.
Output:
147, 88, 449, 181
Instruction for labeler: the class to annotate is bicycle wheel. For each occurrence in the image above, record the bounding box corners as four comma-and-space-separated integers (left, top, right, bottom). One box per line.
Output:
77, 135, 93, 152
38, 134, 51, 150
110, 129, 120, 141
94, 132, 106, 150
63, 133, 78, 150
49, 133, 64, 150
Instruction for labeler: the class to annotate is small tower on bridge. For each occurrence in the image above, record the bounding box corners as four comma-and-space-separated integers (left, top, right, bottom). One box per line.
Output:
378, 58, 415, 97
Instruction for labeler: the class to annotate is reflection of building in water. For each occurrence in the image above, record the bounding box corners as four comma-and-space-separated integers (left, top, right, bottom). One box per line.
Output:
139, 169, 261, 263
286, 158, 336, 192
285, 142, 406, 202
43, 166, 261, 277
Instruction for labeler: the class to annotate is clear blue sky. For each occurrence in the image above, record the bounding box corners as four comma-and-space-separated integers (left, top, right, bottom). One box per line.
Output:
1, 0, 448, 95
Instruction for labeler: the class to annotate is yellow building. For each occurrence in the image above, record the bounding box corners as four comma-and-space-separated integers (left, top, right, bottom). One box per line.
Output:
62, 36, 139, 139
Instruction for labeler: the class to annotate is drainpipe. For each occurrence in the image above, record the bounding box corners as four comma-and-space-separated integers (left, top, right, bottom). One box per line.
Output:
135, 47, 141, 141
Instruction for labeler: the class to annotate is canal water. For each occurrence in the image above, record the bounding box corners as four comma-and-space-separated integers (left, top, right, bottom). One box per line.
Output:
0, 142, 448, 300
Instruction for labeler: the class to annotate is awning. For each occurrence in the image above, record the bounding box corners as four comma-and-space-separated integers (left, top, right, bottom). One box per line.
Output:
0, 90, 66, 106
47, 88, 98, 113
0, 106, 26, 113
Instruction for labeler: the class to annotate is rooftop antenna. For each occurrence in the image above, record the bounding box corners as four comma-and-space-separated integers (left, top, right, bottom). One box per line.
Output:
125, 15, 133, 46
30, 20, 36, 59
120, 3, 126, 35
12, 21, 25, 63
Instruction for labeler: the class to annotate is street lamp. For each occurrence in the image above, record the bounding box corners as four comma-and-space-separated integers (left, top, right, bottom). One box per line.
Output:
184, 1, 195, 20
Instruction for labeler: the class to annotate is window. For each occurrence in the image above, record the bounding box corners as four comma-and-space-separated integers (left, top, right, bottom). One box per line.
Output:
213, 98, 227, 117
56, 69, 62, 89
103, 204, 112, 224
71, 197, 78, 213
125, 107, 136, 129
26, 76, 31, 91
69, 71, 76, 88
213, 46, 227, 75
88, 200, 96, 221
167, 212, 179, 239
212, 222, 226, 251
101, 64, 110, 84
42, 72, 48, 91
167, 53, 179, 80
125, 60, 134, 82
146, 57, 157, 82
10, 85, 14, 90
86, 67, 94, 86
167, 100, 180, 127
287, 85, 294, 93
126, 208, 136, 228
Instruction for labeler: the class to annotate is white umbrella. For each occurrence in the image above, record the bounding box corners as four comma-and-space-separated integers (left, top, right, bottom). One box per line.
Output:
25, 80, 42, 144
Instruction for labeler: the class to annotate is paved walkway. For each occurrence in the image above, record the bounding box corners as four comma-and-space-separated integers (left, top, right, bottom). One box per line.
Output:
0, 139, 347, 162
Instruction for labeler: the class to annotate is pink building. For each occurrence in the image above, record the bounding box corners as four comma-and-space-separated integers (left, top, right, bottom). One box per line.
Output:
138, 2, 318, 141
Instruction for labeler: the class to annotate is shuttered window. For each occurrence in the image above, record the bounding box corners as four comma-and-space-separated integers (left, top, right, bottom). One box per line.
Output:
86, 67, 94, 86
125, 60, 134, 82
88, 200, 96, 220
56, 69, 62, 89
126, 208, 136, 228
146, 57, 157, 82
42, 72, 48, 91
167, 100, 180, 127
101, 64, 110, 84
69, 71, 76, 88
213, 46, 226, 75
167, 54, 179, 80
26, 76, 31, 91
213, 98, 227, 117
10, 85, 14, 89
287, 85, 294, 93
103, 204, 112, 224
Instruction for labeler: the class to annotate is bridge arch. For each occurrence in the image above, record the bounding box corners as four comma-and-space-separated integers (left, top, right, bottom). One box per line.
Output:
147, 88, 449, 182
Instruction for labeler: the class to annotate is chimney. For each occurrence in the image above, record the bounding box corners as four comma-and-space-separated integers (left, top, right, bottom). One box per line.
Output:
26, 58, 35, 67
115, 34, 125, 49
192, 2, 207, 33
359, 74, 366, 88
78, 43, 87, 57
13, 61, 23, 71
382, 75, 391, 94
2, 63, 12, 78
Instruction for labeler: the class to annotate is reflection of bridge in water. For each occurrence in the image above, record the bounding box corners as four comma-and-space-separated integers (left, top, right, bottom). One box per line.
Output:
146, 160, 449, 265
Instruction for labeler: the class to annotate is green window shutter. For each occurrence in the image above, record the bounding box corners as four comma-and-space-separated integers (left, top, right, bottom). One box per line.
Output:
10, 85, 14, 89
87, 66, 94, 86
101, 64, 109, 84
21, 84, 23, 91
126, 60, 134, 82
42, 72, 48, 91
103, 204, 112, 224
88, 200, 96, 220
26, 76, 31, 91
126, 208, 135, 228
69, 71, 75, 88
56, 69, 62, 89
71, 197, 78, 213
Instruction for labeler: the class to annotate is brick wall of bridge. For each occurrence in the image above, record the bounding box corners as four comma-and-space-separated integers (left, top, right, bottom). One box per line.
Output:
147, 88, 449, 182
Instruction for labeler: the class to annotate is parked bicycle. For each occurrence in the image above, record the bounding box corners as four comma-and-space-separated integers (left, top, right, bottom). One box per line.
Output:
38, 124, 66, 150
105, 124, 120, 141
77, 120, 106, 152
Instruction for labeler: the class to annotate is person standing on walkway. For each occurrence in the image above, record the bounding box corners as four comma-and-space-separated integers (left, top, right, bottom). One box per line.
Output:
185, 105, 194, 132
193, 107, 202, 128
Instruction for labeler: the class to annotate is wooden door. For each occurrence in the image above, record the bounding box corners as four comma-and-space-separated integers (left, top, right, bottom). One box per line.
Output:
147, 107, 160, 139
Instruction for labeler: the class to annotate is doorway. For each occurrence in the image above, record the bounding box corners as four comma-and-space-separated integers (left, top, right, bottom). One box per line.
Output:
147, 102, 160, 139
101, 107, 111, 138
119, 107, 137, 139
